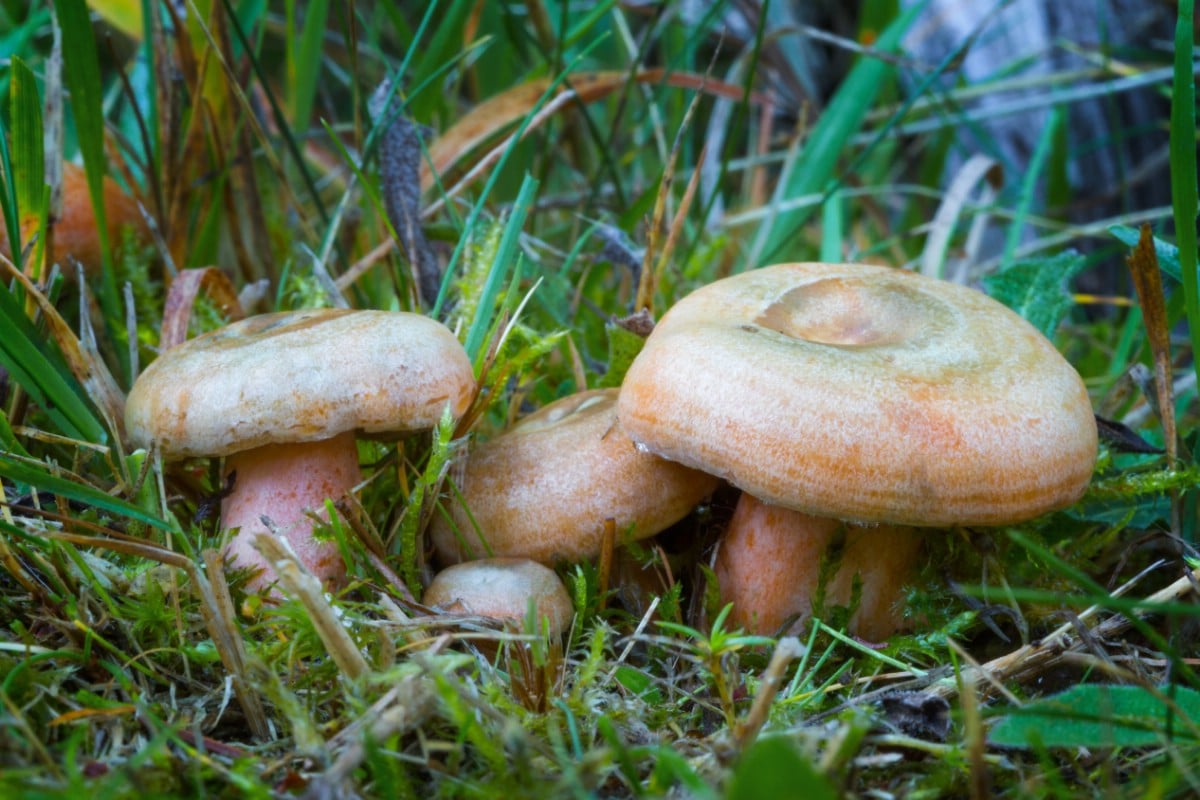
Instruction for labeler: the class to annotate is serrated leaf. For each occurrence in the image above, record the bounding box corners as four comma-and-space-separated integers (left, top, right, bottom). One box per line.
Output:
989, 684, 1200, 749
981, 250, 1087, 338
727, 736, 839, 800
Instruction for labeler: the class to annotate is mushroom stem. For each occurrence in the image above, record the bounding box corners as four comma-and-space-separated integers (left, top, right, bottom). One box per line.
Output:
221, 431, 360, 593
714, 493, 924, 641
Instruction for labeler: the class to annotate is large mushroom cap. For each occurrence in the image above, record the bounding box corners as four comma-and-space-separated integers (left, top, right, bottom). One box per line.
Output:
617, 263, 1098, 527
125, 308, 475, 458
431, 388, 719, 564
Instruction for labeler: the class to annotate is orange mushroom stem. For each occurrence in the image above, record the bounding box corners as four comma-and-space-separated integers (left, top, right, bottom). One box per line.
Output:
714, 493, 924, 640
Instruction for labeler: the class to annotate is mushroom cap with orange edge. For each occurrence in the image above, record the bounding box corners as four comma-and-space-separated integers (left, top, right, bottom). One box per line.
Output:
617, 262, 1098, 527
0, 162, 148, 275
425, 558, 574, 637
431, 388, 720, 565
125, 308, 475, 458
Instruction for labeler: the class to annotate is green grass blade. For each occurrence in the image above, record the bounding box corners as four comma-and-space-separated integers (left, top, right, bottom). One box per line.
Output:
0, 98, 21, 262
1002, 106, 1062, 271
288, 0, 330, 131
462, 173, 538, 362
9, 55, 43, 264
1170, 0, 1200, 394
54, 0, 128, 381
753, 1, 924, 262
0, 451, 169, 531
0, 295, 106, 442
819, 189, 843, 263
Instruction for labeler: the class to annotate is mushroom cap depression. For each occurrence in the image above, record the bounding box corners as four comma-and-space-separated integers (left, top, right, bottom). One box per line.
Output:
617, 262, 1098, 527
431, 388, 720, 564
425, 558, 575, 637
125, 308, 475, 457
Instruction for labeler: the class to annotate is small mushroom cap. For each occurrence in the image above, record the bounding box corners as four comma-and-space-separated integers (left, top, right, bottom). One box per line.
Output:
425, 558, 574, 636
125, 309, 475, 458
431, 388, 719, 564
0, 162, 148, 275
618, 263, 1099, 527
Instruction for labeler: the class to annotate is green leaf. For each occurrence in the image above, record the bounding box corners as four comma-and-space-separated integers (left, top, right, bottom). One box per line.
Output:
0, 288, 106, 442
462, 174, 538, 363
989, 684, 1200, 749
55, 0, 128, 380
0, 451, 170, 531
1110, 225, 1183, 284
981, 250, 1087, 338
1002, 106, 1062, 270
613, 665, 662, 704
288, 0, 330, 130
9, 56, 43, 239
598, 321, 647, 389
726, 736, 839, 800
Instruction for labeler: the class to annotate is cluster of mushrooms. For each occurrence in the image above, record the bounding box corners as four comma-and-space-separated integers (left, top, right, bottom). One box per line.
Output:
124, 262, 1099, 641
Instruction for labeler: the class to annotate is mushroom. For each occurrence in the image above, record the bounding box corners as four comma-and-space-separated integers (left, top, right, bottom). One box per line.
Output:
714, 495, 924, 640
125, 308, 475, 593
425, 558, 574, 637
0, 162, 148, 275
431, 388, 719, 565
617, 262, 1098, 637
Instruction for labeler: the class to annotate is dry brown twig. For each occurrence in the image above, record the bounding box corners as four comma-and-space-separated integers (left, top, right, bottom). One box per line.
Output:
929, 561, 1200, 701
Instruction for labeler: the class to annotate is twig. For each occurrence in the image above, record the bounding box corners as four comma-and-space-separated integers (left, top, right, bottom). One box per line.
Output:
929, 564, 1200, 701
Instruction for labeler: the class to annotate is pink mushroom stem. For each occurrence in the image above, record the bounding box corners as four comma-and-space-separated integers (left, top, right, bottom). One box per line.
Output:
715, 493, 925, 641
221, 430, 360, 593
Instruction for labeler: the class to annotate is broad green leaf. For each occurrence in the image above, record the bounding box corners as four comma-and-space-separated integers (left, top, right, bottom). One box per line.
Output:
726, 736, 839, 800
981, 250, 1087, 338
990, 684, 1200, 749
0, 451, 170, 531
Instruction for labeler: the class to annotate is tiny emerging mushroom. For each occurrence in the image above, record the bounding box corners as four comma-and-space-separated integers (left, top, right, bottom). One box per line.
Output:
425, 558, 574, 638
431, 387, 719, 565
125, 308, 475, 595
617, 262, 1099, 638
